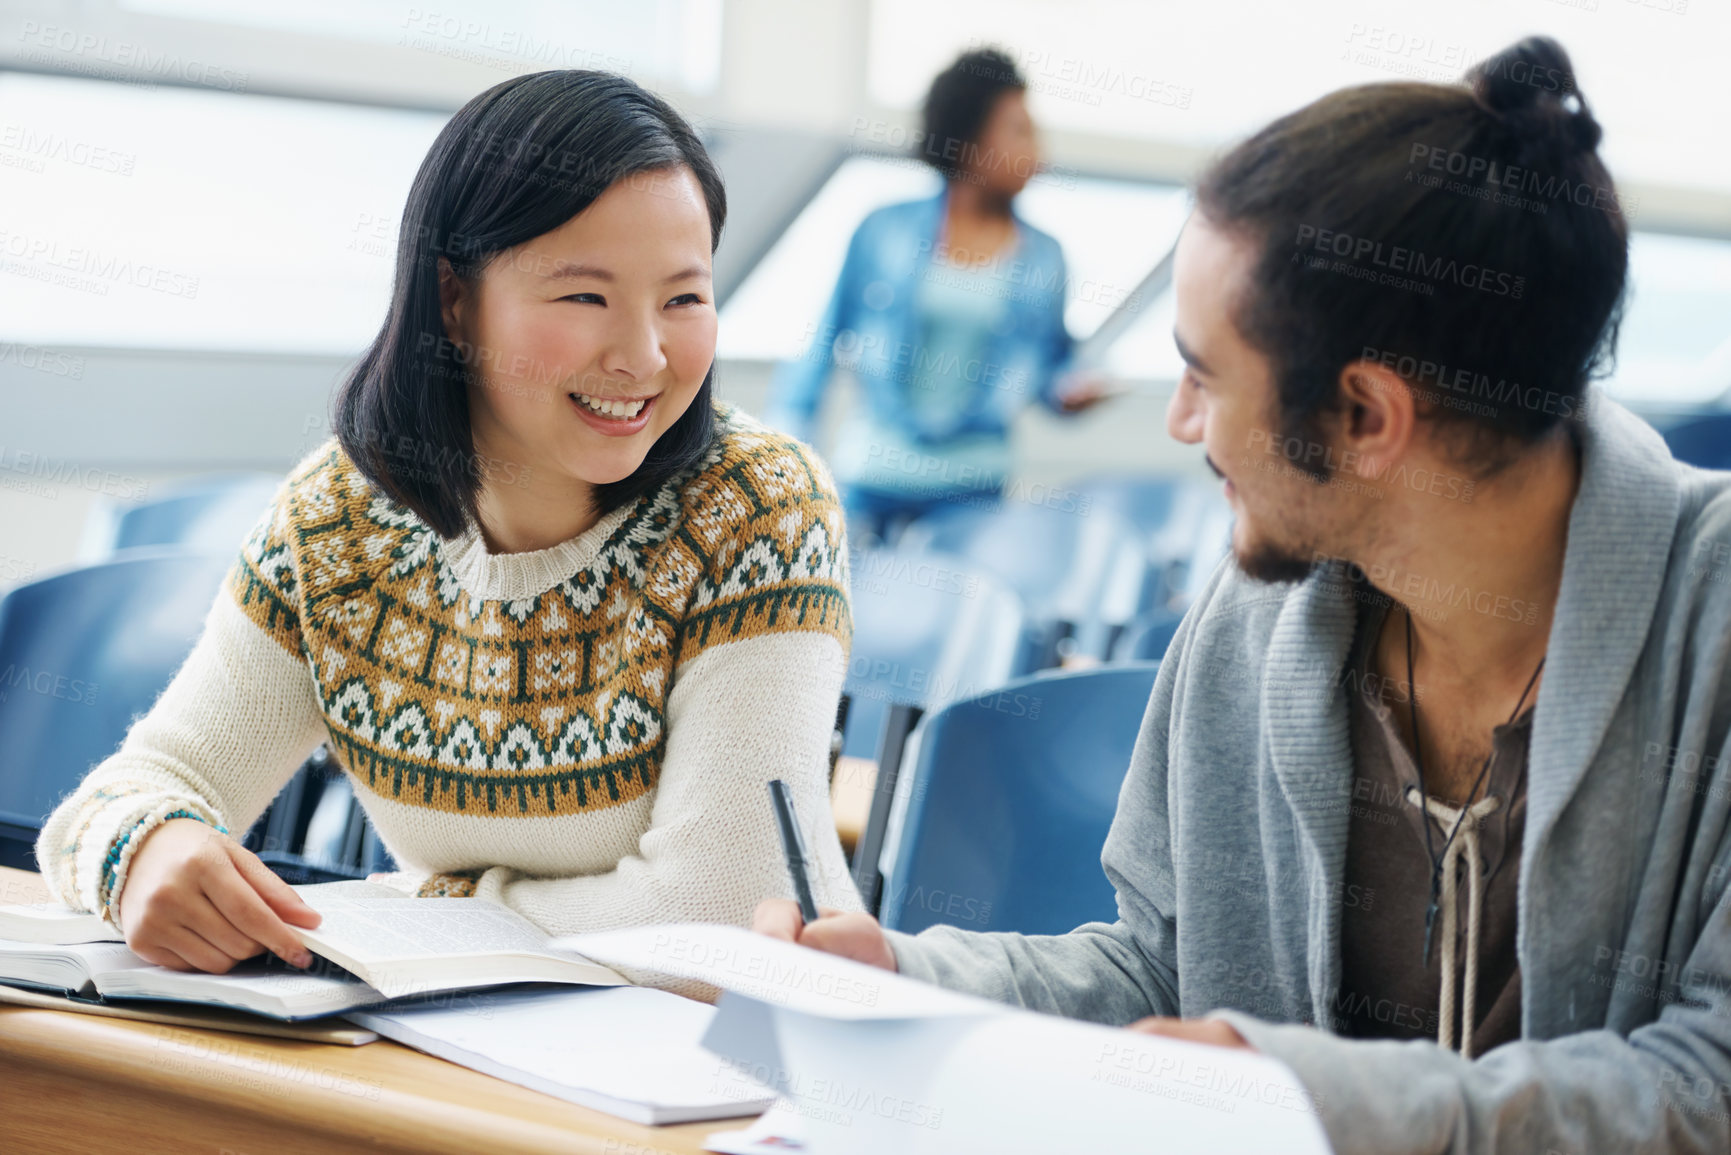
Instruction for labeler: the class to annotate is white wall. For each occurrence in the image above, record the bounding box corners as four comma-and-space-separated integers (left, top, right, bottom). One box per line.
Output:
1, 0, 1726, 578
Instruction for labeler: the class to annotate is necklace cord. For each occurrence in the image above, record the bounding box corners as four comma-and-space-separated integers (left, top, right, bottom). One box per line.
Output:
1403, 608, 1546, 924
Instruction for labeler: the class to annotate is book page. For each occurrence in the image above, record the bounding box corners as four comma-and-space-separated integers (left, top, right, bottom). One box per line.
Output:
60, 941, 155, 977
0, 902, 122, 944
290, 885, 611, 976
96, 956, 382, 1014
0, 938, 144, 995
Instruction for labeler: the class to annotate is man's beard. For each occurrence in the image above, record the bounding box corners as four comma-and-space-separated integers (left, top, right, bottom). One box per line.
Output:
1208, 454, 1325, 585
1235, 535, 1321, 585
1206, 401, 1335, 586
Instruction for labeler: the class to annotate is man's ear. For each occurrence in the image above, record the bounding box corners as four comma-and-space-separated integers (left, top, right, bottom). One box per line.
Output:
437, 256, 469, 346
1337, 359, 1415, 481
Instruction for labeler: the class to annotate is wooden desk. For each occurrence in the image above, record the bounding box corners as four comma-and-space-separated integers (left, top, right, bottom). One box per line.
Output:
0, 866, 747, 1155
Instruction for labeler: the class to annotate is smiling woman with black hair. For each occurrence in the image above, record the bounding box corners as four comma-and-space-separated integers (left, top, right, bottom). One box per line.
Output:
37, 70, 862, 977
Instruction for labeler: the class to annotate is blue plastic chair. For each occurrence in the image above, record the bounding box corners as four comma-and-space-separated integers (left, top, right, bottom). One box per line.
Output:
876, 663, 1161, 936
0, 549, 393, 880
79, 473, 282, 560
1073, 475, 1231, 613
0, 549, 235, 868
898, 503, 1153, 666
1662, 414, 1731, 470
1176, 499, 1235, 609
844, 548, 1026, 760
1112, 608, 1186, 662
242, 745, 398, 884
1069, 475, 1185, 532
276, 767, 399, 880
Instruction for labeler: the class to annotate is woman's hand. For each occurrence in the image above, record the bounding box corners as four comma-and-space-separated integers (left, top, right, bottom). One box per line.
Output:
752, 898, 899, 972
116, 817, 322, 973
1054, 370, 1124, 413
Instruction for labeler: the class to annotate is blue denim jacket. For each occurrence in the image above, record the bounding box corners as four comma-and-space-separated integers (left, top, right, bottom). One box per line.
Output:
764, 190, 1077, 448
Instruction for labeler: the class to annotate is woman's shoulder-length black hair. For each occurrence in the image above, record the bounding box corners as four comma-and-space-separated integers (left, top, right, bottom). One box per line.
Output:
917, 47, 1026, 182
335, 70, 727, 540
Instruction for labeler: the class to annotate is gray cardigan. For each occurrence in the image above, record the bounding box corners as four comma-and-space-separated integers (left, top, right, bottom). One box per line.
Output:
886, 391, 1731, 1154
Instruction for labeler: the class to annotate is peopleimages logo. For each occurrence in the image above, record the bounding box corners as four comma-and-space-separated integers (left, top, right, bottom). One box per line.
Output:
1359, 345, 1589, 423
1407, 144, 1636, 220
1293, 225, 1525, 298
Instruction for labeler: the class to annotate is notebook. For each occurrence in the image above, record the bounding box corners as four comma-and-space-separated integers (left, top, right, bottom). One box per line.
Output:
349, 985, 776, 1125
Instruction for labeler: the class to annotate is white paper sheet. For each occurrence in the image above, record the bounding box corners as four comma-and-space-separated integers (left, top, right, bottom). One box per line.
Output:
705, 1100, 809, 1153
552, 923, 1007, 1021
706, 999, 1333, 1155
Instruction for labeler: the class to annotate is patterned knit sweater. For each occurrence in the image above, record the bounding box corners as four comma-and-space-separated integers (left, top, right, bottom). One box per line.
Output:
37, 403, 863, 943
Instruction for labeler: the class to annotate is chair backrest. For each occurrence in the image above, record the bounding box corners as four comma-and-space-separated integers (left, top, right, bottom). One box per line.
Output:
1112, 608, 1185, 663
243, 747, 397, 884
1073, 475, 1230, 612
80, 473, 282, 560
844, 549, 1025, 759
898, 503, 1153, 663
1662, 413, 1731, 470
876, 662, 1160, 936
0, 549, 233, 865
1177, 499, 1235, 609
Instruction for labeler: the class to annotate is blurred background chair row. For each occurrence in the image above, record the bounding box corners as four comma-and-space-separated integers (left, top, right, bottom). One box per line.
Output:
0, 477, 395, 884
7, 408, 1731, 926
1661, 413, 1731, 472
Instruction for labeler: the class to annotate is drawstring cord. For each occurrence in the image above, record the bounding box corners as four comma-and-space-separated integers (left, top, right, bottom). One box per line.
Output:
1402, 606, 1543, 1059
1404, 789, 1501, 1058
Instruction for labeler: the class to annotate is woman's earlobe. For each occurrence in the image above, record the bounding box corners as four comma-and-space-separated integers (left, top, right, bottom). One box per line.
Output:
436, 256, 467, 342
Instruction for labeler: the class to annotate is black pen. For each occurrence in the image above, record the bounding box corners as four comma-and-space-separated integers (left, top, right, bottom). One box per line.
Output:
768, 778, 821, 925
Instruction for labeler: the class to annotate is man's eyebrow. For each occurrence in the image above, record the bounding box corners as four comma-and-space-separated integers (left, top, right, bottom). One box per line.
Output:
541, 261, 710, 283
1174, 331, 1213, 375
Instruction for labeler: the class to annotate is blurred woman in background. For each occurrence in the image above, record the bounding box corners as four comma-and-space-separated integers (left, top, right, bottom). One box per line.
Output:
766, 48, 1111, 547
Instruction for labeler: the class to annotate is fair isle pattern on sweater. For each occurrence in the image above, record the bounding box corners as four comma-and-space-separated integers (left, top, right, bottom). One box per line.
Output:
226, 406, 850, 832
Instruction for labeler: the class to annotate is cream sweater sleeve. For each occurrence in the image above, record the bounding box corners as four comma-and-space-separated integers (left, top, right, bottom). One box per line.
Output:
33, 589, 328, 931
470, 628, 863, 940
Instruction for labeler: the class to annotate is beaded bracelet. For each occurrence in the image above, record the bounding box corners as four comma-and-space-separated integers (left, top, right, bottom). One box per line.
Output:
100, 808, 230, 916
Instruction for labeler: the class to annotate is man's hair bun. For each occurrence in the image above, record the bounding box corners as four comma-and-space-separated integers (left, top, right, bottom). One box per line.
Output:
1469, 35, 1602, 155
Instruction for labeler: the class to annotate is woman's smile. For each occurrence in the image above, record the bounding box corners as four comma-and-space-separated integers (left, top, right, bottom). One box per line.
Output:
567, 390, 658, 436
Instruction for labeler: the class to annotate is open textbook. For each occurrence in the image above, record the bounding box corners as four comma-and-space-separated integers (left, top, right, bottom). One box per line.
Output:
283, 879, 625, 999
0, 938, 399, 1020
0, 880, 624, 1020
